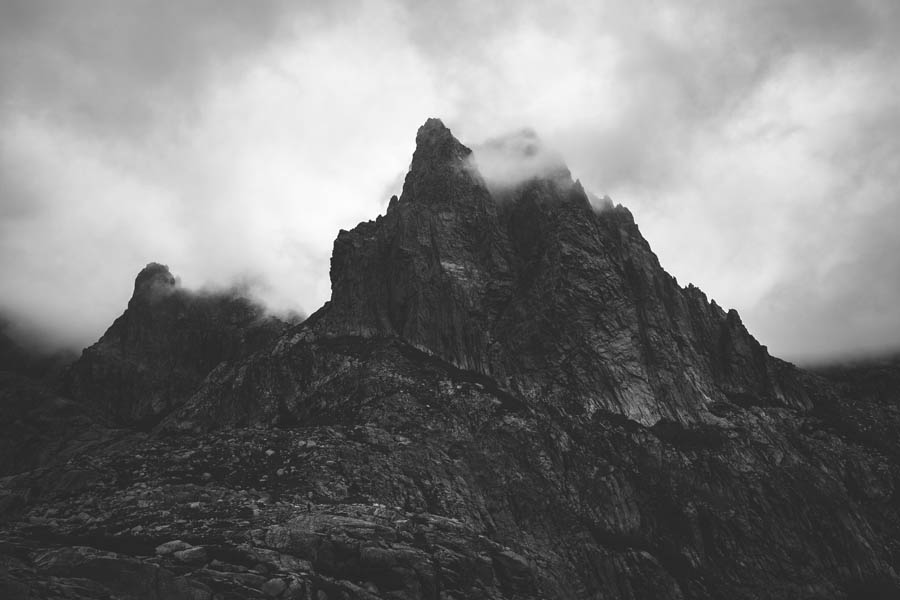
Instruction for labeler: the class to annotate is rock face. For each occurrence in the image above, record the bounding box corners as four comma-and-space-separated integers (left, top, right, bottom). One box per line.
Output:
325, 119, 808, 426
62, 263, 288, 428
2, 119, 899, 599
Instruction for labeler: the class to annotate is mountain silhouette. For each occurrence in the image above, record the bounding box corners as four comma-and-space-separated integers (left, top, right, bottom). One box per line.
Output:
1, 119, 898, 599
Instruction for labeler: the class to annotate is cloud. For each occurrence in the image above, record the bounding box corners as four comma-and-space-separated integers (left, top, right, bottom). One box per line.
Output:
1, 0, 899, 364
469, 129, 571, 195
0, 0, 446, 351
0, 0, 314, 135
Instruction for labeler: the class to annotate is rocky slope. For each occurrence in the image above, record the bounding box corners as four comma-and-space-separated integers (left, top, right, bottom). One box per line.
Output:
324, 119, 810, 426
61, 264, 289, 428
1, 120, 898, 599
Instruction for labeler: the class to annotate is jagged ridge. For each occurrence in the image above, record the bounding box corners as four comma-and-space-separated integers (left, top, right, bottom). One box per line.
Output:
62, 263, 288, 428
0, 120, 898, 600
323, 119, 808, 426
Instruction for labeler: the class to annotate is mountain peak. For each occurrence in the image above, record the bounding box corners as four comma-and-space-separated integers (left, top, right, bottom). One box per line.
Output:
410, 118, 471, 168
416, 117, 455, 144
68, 262, 287, 427
131, 262, 176, 303
419, 116, 450, 134
8, 119, 900, 600
400, 118, 484, 206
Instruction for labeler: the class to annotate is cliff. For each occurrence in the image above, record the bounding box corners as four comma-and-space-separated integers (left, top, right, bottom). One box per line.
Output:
61, 263, 288, 428
0, 120, 898, 600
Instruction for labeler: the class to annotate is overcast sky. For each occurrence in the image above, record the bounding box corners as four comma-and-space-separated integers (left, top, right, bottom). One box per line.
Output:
1, 0, 898, 364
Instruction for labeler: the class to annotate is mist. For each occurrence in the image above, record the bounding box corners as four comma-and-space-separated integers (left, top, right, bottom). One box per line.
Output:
1, 0, 899, 364
469, 129, 571, 194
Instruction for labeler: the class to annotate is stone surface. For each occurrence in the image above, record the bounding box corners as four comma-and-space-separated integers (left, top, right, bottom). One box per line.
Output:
174, 545, 208, 565
323, 120, 810, 427
156, 539, 192, 555
1, 119, 899, 599
61, 263, 290, 428
262, 576, 287, 596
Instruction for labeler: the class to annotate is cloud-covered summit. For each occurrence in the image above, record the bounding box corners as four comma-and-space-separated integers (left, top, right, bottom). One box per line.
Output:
1, 0, 898, 363
469, 129, 571, 195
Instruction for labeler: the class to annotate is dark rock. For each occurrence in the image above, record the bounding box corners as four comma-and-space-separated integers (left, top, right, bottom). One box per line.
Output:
1, 118, 899, 599
322, 120, 810, 426
31, 545, 190, 599
156, 540, 193, 555
492, 549, 533, 593
61, 263, 290, 428
262, 576, 287, 597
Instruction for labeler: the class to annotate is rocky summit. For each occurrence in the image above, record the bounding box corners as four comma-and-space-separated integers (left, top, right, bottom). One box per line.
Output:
1, 119, 899, 600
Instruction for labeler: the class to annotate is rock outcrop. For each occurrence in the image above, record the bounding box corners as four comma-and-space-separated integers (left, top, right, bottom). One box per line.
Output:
61, 263, 288, 428
1, 120, 899, 599
324, 119, 809, 426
